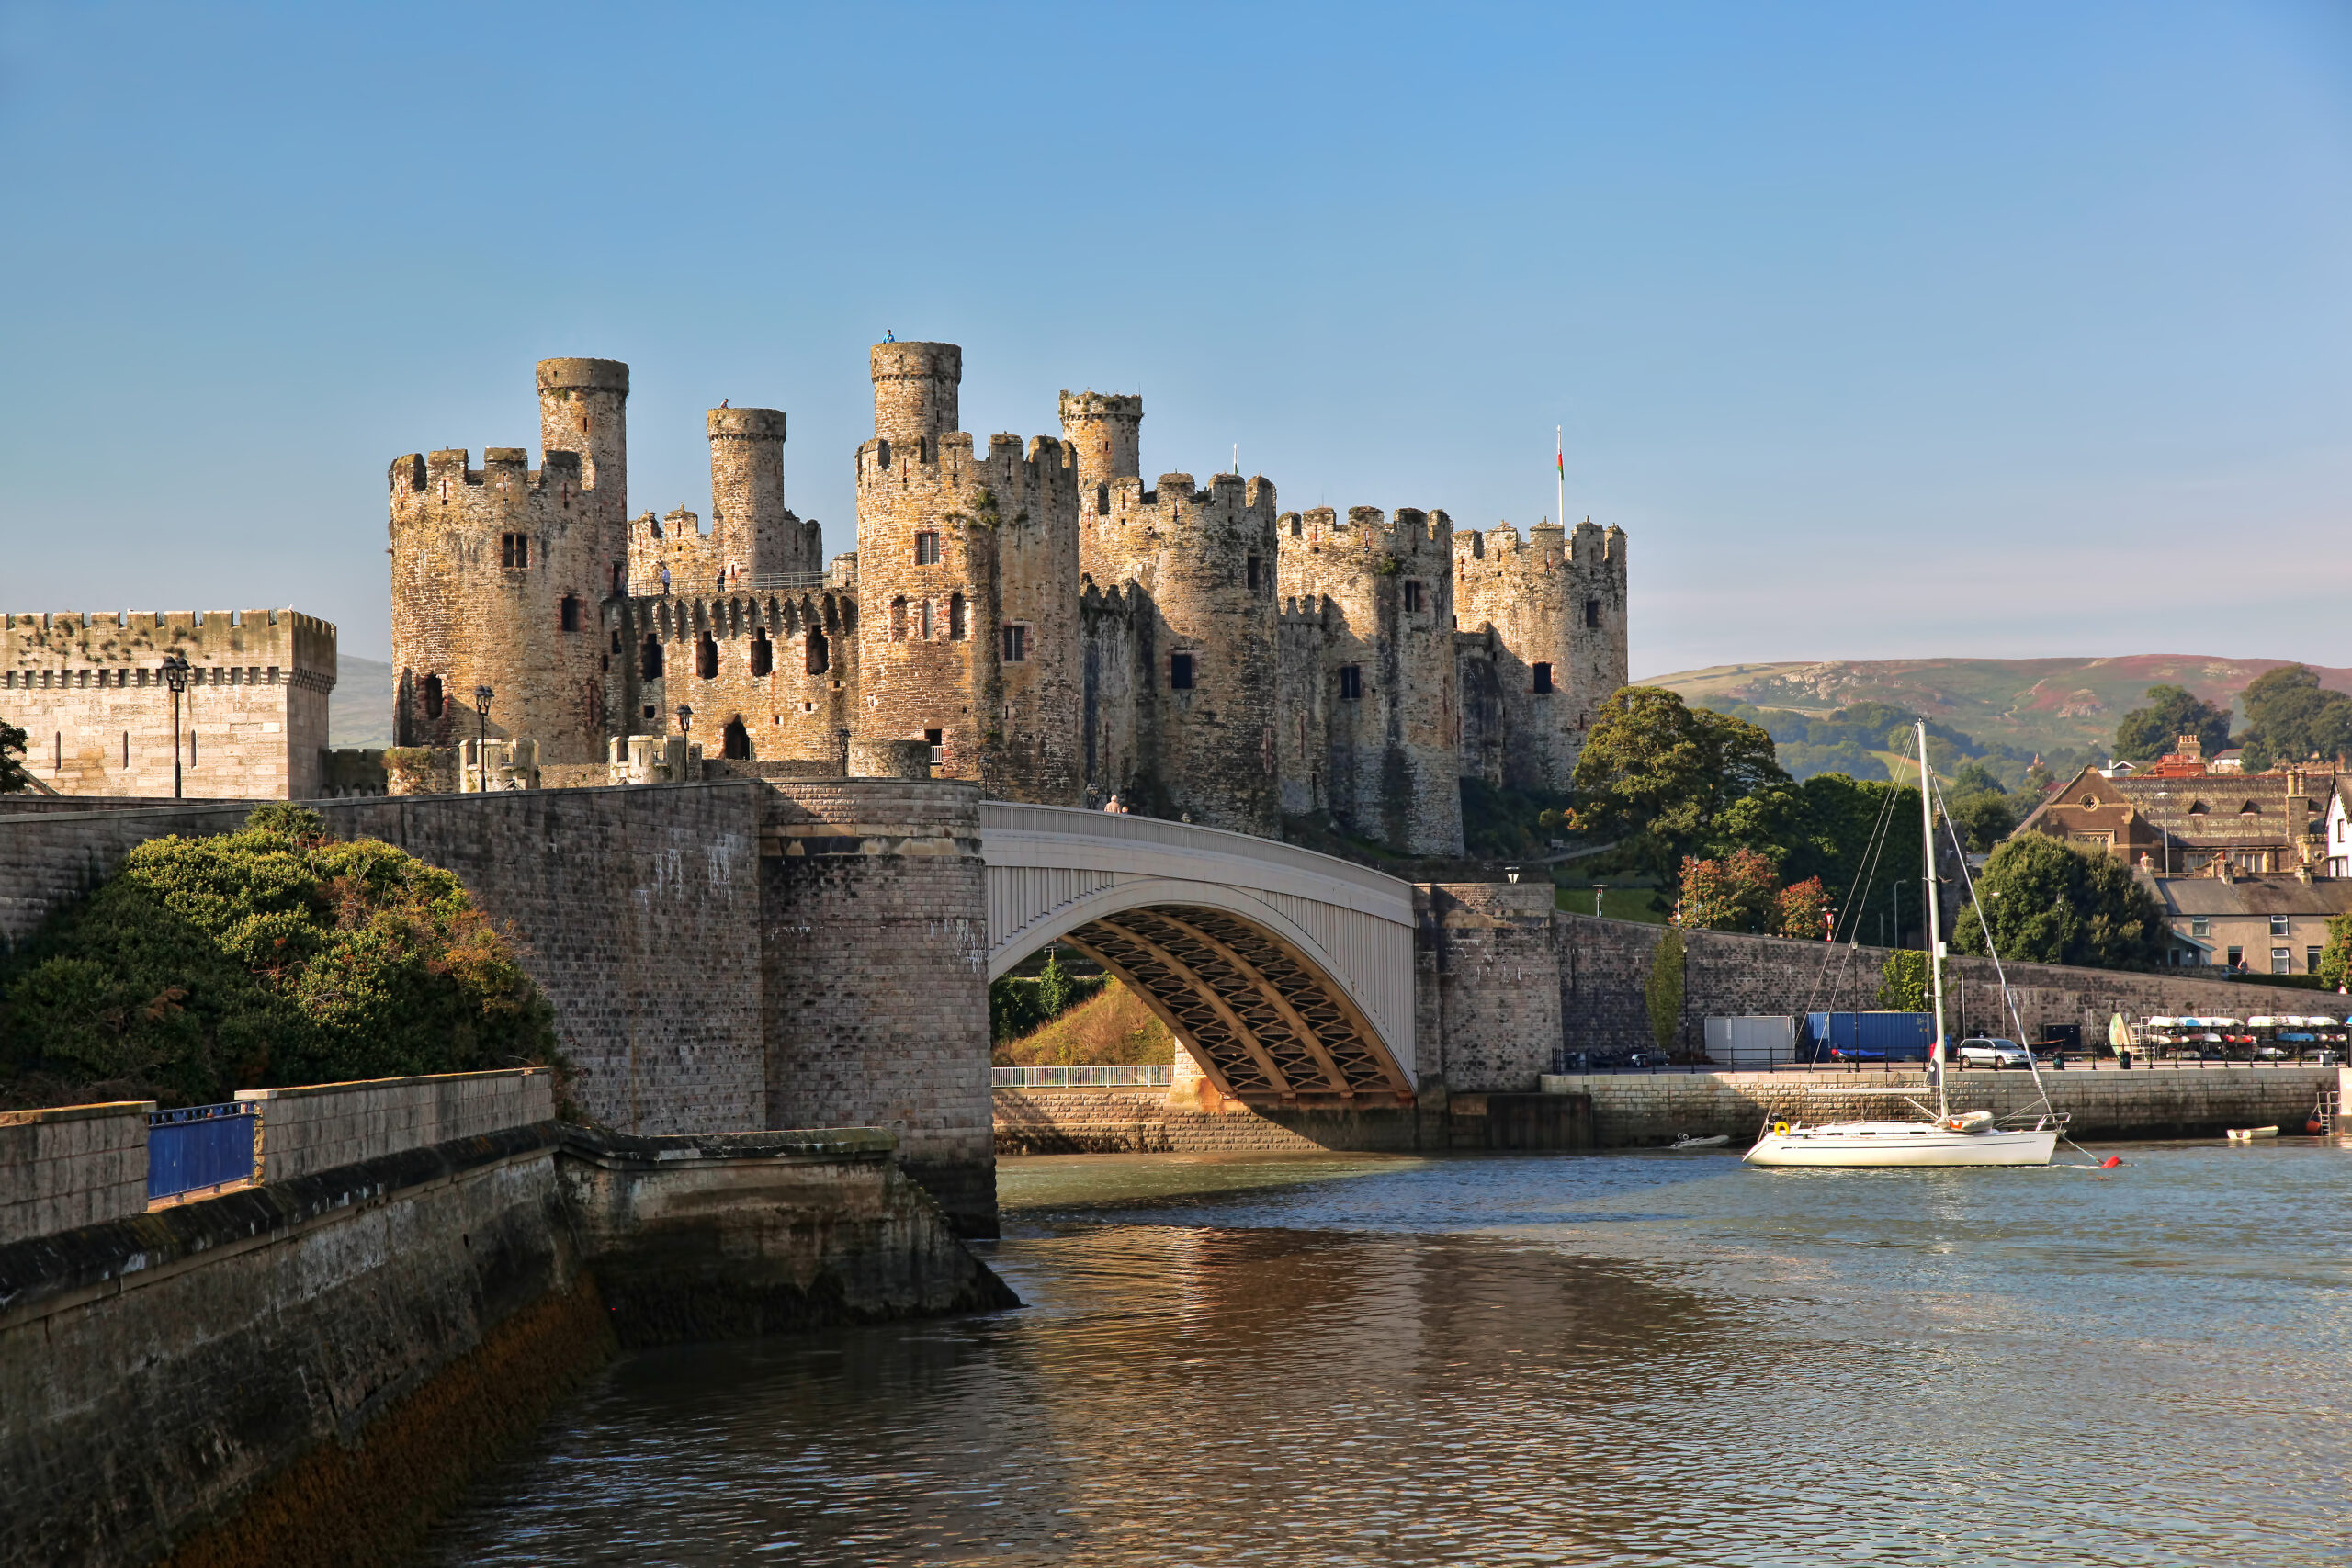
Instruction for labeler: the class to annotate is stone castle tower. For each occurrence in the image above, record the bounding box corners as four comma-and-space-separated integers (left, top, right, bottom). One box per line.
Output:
388, 343, 1631, 857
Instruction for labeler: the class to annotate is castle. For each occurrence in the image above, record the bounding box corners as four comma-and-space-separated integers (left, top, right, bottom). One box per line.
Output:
388, 345, 1628, 853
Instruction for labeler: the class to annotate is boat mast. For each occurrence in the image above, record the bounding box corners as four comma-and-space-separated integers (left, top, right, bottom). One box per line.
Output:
1917, 720, 1948, 1121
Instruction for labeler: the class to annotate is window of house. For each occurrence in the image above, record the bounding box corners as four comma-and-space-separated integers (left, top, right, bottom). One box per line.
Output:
1001, 624, 1028, 663
1403, 580, 1424, 613
2269, 915, 2290, 938
641, 637, 664, 679
2226, 945, 2244, 969
2188, 800, 2209, 816
1532, 661, 1554, 694
2272, 947, 2291, 974
750, 631, 774, 677
560, 595, 581, 631
2239, 800, 2261, 814
2308, 946, 2324, 973
697, 637, 718, 679
1170, 652, 1194, 690
1338, 664, 1362, 701
950, 592, 967, 640
807, 628, 830, 674
2191, 917, 2211, 939
502, 533, 530, 569
1247, 555, 1262, 592
1585, 598, 1602, 629
2235, 852, 2266, 873
925, 728, 944, 767
914, 531, 940, 565
722, 717, 751, 760
422, 674, 445, 719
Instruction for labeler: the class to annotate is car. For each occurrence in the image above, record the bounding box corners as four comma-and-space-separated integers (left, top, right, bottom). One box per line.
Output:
1953, 1037, 2031, 1070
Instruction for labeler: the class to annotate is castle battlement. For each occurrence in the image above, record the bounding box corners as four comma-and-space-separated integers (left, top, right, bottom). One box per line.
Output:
1281, 504, 1453, 564
391, 448, 587, 507
4, 607, 337, 678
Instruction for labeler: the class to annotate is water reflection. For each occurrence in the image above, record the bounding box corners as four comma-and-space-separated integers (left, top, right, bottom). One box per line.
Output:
421, 1147, 2352, 1567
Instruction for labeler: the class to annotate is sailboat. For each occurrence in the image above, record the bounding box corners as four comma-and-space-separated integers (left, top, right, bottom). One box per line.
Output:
1744, 722, 2060, 1170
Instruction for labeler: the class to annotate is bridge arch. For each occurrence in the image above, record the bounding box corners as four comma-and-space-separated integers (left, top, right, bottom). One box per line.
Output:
979, 804, 1418, 1108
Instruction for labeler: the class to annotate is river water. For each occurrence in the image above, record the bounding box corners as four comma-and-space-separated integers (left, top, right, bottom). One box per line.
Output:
421, 1145, 2351, 1566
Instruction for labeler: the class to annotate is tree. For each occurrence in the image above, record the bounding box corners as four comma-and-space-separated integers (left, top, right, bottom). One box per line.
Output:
0, 807, 560, 1106
1775, 876, 1832, 941
1948, 833, 2168, 971
1878, 949, 1928, 1010
1678, 849, 1778, 931
1947, 789, 2018, 854
2317, 913, 2352, 994
1645, 928, 1686, 1057
1569, 687, 1789, 876
0, 718, 27, 793
2237, 665, 2352, 771
1712, 772, 1927, 943
2113, 684, 2233, 764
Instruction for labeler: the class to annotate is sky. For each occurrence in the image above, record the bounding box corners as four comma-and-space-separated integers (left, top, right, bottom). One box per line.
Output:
2, 1, 2347, 676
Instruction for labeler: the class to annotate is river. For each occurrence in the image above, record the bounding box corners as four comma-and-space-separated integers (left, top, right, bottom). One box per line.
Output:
420, 1144, 2351, 1565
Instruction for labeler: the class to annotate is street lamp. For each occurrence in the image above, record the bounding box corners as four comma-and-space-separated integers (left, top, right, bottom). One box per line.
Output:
1593, 883, 1610, 919
160, 653, 191, 799
676, 705, 693, 741
472, 684, 493, 792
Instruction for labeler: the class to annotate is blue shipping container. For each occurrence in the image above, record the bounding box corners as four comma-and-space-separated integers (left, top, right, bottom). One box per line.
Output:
1804, 1011, 1934, 1063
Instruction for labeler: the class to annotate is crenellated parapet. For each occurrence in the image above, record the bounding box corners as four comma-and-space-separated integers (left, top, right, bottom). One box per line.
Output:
1450, 516, 1629, 793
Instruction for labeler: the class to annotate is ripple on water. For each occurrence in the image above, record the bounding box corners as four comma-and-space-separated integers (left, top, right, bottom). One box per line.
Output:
418, 1145, 2352, 1567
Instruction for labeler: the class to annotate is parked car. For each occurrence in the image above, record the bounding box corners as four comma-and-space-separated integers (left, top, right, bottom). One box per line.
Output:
1953, 1037, 2031, 1070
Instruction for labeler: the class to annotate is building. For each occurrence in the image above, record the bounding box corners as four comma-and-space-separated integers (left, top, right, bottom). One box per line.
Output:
2017, 745, 2338, 879
389, 346, 1631, 856
2145, 872, 2352, 974
1, 608, 338, 798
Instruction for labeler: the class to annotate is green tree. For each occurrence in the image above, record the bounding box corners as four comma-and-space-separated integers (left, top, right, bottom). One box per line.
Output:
1948, 834, 2168, 971
0, 807, 559, 1106
2237, 665, 2352, 771
1878, 949, 1929, 1010
1712, 772, 1927, 943
1774, 876, 1833, 941
1947, 790, 2018, 853
1570, 687, 1789, 876
2112, 684, 2234, 764
2316, 913, 2352, 994
0, 718, 28, 793
1678, 849, 1778, 931
1645, 928, 1686, 1056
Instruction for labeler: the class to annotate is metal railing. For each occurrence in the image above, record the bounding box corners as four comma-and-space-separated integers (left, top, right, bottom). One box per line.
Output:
992, 1066, 1175, 1089
1546, 1054, 2342, 1077
147, 1102, 256, 1201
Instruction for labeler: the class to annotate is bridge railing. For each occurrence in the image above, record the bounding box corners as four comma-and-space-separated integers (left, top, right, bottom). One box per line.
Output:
147, 1102, 258, 1202
992, 1066, 1174, 1089
978, 802, 1413, 910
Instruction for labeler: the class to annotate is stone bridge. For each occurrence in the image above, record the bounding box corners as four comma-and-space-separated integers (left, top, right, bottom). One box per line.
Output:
978, 803, 1418, 1108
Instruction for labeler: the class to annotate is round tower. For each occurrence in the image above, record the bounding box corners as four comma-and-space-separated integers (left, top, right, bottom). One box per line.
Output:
707, 407, 812, 576
537, 358, 629, 520
1058, 390, 1143, 495
870, 342, 961, 448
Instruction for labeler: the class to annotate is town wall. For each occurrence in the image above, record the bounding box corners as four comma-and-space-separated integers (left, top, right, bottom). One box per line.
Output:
1277, 505, 1464, 853
1418, 883, 1565, 1091
605, 588, 858, 767
388, 357, 629, 763
0, 1101, 151, 1245
2, 608, 335, 798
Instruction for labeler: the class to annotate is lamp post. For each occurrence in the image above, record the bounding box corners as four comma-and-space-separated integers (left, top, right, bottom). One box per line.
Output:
1593, 883, 1609, 919
676, 705, 693, 742
160, 653, 191, 799
472, 684, 493, 792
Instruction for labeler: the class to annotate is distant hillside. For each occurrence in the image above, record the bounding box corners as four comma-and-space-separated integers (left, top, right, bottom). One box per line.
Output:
1643, 656, 2352, 763
330, 655, 395, 750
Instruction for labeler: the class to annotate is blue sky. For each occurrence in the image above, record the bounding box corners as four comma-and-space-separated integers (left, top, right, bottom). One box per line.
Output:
3, 1, 2346, 674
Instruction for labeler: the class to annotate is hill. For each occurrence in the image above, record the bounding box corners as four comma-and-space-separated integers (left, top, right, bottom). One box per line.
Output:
1642, 656, 2352, 764
330, 655, 395, 750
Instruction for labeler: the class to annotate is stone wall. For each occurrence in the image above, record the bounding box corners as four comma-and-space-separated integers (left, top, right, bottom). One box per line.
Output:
2, 607, 335, 798
605, 586, 858, 767
240, 1068, 554, 1182
1419, 883, 1565, 1091
994, 1088, 1421, 1155
0, 1100, 150, 1245
1450, 519, 1626, 794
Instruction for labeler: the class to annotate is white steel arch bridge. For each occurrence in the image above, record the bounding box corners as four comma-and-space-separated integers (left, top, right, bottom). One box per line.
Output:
978, 803, 1419, 1108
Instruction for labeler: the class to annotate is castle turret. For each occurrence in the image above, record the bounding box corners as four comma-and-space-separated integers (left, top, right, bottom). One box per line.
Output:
1082, 468, 1280, 833
707, 406, 821, 581
537, 357, 629, 520
854, 342, 1080, 804
1452, 515, 1628, 792
1058, 390, 1143, 499
1278, 504, 1463, 855
870, 342, 962, 449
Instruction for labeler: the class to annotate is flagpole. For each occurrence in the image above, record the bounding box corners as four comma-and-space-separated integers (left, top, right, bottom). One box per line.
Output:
1555, 424, 1565, 534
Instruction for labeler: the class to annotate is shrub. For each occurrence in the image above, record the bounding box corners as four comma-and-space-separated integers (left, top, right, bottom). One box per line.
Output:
1645, 928, 1686, 1056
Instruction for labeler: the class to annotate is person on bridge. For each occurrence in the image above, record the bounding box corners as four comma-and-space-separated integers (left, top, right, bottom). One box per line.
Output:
1103, 795, 1129, 814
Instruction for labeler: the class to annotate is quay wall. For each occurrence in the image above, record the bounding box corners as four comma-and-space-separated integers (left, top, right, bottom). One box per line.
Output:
994, 1088, 1422, 1156
0, 1101, 152, 1245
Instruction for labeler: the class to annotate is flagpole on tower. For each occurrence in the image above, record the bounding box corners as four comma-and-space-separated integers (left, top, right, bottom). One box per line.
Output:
1555, 425, 1566, 534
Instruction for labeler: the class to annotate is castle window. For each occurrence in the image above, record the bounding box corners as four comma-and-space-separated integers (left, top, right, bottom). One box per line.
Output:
1289, 515, 1302, 538
643, 705, 658, 719
890, 597, 908, 641
950, 592, 967, 640
612, 562, 625, 594
1001, 624, 1028, 663
642, 637, 664, 679
1532, 661, 1554, 694
1338, 664, 1362, 701
921, 599, 935, 639
1247, 555, 1262, 592
915, 531, 940, 566
807, 627, 830, 674
697, 636, 718, 679
1403, 580, 1424, 613
1096, 484, 1111, 515
1585, 598, 1603, 629
925, 728, 944, 768
560, 595, 582, 631
611, 629, 622, 654
750, 631, 774, 677
722, 717, 751, 760
1170, 652, 1194, 691
422, 674, 445, 719
502, 533, 530, 569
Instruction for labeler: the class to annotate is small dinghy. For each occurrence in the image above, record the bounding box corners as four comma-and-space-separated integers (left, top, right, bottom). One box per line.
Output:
1670, 1134, 1729, 1150
2225, 1126, 2278, 1143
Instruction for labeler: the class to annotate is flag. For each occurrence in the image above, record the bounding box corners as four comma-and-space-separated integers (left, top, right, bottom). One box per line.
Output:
1556, 439, 1564, 480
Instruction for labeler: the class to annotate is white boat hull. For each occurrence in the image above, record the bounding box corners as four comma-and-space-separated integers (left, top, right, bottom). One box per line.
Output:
1744, 1122, 2057, 1168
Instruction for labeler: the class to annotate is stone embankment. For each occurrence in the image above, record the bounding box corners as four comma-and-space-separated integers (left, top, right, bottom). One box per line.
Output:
0, 1071, 1012, 1568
